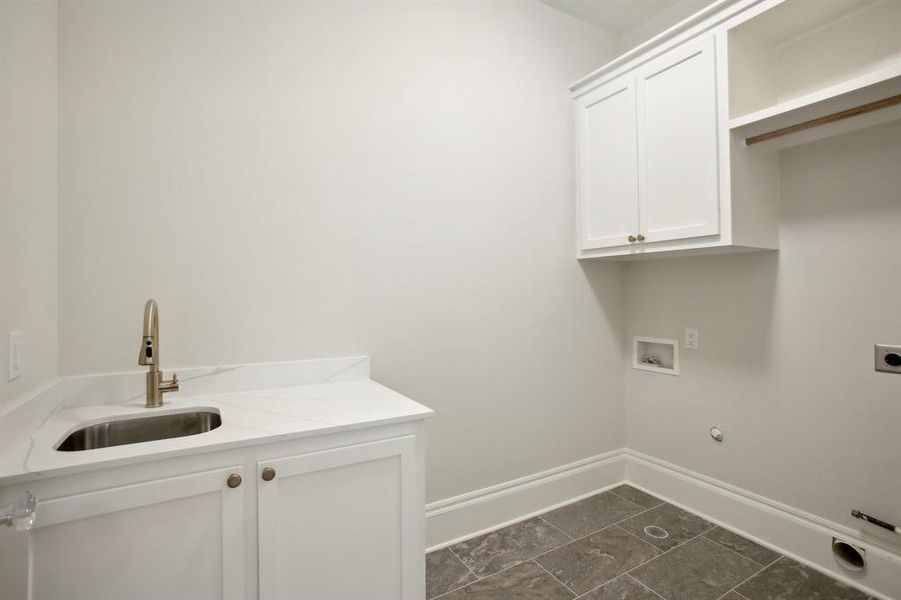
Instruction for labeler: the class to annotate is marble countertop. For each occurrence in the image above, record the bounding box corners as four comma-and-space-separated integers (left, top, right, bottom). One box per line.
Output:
0, 358, 433, 485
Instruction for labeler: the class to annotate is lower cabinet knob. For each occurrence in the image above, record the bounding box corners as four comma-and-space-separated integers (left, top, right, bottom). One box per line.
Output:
636, 234, 646, 241
226, 473, 242, 488
628, 235, 637, 243
261, 466, 276, 481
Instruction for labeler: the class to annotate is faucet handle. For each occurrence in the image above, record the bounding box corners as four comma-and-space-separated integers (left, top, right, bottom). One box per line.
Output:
162, 372, 179, 393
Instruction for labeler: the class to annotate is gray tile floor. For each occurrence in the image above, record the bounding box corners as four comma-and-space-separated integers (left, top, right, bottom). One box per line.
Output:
426, 485, 874, 600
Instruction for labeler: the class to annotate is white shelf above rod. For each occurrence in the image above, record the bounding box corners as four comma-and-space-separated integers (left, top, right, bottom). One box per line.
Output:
745, 93, 901, 146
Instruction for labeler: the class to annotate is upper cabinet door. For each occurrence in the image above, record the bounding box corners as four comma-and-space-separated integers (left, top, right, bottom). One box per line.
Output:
576, 73, 640, 250
636, 35, 720, 244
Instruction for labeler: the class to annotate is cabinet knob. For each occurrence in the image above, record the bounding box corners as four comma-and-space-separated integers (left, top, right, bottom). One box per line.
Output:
628, 235, 637, 243
226, 473, 242, 488
261, 466, 276, 481
636, 234, 646, 242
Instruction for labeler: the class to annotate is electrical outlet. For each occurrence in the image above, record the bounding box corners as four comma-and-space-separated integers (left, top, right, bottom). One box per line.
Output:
8, 331, 23, 381
684, 328, 699, 350
875, 344, 901, 374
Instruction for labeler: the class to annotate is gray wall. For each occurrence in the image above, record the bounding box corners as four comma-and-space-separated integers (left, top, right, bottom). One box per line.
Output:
624, 121, 901, 534
57, 0, 624, 502
0, 0, 59, 408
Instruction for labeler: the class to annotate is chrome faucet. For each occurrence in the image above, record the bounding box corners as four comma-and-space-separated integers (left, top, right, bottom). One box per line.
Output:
138, 299, 179, 408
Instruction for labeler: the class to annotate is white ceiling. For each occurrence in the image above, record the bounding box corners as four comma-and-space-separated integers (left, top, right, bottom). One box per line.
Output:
540, 0, 704, 34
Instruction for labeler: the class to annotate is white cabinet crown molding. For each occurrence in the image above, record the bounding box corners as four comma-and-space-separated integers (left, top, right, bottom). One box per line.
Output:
571, 0, 758, 97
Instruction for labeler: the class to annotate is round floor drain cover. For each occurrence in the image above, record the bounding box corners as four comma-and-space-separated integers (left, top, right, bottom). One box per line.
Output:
644, 525, 669, 539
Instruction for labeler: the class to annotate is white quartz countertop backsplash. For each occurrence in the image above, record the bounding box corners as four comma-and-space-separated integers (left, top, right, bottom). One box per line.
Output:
0, 357, 433, 485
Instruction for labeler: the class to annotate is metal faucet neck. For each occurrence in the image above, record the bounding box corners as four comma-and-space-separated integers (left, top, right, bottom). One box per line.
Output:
138, 299, 178, 407
143, 299, 159, 341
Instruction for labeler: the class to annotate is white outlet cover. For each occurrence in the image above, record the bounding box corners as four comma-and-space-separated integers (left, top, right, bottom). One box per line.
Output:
8, 331, 23, 381
684, 328, 699, 350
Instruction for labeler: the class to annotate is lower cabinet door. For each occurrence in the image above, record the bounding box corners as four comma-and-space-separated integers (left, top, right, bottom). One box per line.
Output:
257, 436, 422, 600
29, 467, 245, 600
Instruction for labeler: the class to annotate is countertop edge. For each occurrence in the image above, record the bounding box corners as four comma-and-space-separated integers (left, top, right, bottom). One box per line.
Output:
0, 408, 433, 487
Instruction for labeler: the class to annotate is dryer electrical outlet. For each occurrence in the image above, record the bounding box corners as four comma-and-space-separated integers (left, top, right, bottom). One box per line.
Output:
875, 344, 901, 374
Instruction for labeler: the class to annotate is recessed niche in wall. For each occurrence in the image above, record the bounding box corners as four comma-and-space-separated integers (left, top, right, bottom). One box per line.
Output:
633, 337, 679, 376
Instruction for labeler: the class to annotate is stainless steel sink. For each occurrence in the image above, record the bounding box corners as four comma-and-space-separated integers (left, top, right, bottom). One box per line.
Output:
56, 410, 222, 451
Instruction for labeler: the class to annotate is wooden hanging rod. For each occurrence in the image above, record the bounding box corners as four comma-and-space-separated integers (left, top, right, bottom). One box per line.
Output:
745, 93, 901, 146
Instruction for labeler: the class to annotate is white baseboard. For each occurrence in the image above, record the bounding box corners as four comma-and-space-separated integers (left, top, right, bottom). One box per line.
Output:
425, 449, 625, 550
424, 448, 900, 600
624, 449, 900, 600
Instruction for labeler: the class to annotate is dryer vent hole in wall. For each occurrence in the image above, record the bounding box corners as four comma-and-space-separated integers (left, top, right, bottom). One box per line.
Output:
832, 538, 866, 572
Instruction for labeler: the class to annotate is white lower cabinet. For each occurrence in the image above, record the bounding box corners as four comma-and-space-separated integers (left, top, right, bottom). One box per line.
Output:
10, 426, 425, 600
30, 467, 246, 600
258, 436, 420, 600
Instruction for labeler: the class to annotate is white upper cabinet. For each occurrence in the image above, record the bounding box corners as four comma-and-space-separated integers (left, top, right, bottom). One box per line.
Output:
576, 73, 639, 250
636, 35, 719, 244
572, 1, 782, 260
575, 36, 721, 255
574, 0, 901, 260
575, 33, 730, 259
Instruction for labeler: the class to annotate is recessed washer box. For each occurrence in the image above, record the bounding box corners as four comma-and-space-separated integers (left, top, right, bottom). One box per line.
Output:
633, 337, 679, 376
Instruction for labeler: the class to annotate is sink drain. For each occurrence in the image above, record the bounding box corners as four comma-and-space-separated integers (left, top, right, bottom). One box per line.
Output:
644, 525, 669, 539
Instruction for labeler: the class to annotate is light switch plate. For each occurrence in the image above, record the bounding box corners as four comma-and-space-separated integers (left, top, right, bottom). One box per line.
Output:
8, 331, 23, 381
875, 344, 901, 374
684, 328, 699, 350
